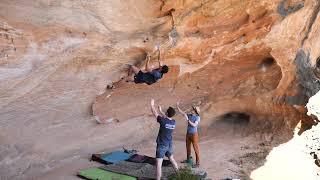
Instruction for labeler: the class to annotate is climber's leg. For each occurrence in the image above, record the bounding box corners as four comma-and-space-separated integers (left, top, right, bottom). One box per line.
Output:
121, 65, 141, 83
128, 65, 140, 76
125, 76, 134, 82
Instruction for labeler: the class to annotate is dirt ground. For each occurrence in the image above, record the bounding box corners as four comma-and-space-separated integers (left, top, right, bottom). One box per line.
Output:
37, 118, 275, 180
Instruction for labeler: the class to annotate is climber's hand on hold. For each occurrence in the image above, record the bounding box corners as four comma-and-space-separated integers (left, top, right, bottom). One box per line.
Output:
155, 44, 160, 51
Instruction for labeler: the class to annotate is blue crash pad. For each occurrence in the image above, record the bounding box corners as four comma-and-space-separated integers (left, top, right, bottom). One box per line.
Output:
101, 151, 133, 164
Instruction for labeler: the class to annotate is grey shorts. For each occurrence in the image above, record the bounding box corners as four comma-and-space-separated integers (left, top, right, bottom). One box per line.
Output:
156, 143, 173, 158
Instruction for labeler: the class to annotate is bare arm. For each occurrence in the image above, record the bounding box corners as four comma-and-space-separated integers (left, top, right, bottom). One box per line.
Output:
157, 50, 162, 68
158, 105, 166, 117
145, 54, 152, 72
188, 120, 199, 127
176, 102, 189, 121
150, 99, 159, 118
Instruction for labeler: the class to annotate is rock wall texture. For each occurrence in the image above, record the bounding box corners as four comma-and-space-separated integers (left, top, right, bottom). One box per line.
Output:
0, 0, 319, 179
251, 90, 320, 180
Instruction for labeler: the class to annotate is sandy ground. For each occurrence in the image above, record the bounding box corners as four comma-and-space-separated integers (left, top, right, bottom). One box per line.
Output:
37, 122, 273, 180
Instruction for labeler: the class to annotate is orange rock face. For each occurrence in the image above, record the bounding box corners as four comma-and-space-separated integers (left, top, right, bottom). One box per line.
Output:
94, 0, 314, 135
0, 0, 319, 179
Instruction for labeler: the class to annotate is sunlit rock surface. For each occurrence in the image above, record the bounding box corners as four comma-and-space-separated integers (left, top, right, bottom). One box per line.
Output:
0, 0, 319, 179
251, 90, 320, 180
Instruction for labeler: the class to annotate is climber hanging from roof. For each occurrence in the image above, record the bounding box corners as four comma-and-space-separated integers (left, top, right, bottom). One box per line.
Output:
124, 46, 169, 85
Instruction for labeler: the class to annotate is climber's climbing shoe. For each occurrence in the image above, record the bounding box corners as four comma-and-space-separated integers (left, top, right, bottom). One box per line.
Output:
106, 84, 115, 90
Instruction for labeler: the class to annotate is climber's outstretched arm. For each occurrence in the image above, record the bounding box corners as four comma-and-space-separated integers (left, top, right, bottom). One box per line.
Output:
157, 49, 162, 68
145, 54, 152, 72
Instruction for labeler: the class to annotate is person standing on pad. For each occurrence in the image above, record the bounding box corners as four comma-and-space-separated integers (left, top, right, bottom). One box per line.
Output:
150, 99, 178, 180
125, 47, 168, 85
177, 102, 201, 167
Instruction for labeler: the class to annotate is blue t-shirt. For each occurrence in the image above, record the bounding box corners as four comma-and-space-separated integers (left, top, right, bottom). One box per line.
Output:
141, 69, 163, 85
156, 116, 176, 146
187, 114, 200, 134
151, 69, 163, 81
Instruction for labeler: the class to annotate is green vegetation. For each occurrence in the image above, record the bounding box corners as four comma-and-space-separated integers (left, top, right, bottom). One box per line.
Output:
168, 166, 197, 180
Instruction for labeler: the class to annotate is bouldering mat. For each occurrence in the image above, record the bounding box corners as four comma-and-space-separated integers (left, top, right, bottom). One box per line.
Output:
78, 167, 137, 180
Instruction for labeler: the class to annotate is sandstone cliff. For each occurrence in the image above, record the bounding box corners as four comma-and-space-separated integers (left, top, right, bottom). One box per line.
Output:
0, 0, 319, 179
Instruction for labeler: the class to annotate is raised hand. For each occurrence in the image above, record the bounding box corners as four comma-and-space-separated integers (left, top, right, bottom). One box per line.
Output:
155, 44, 160, 51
